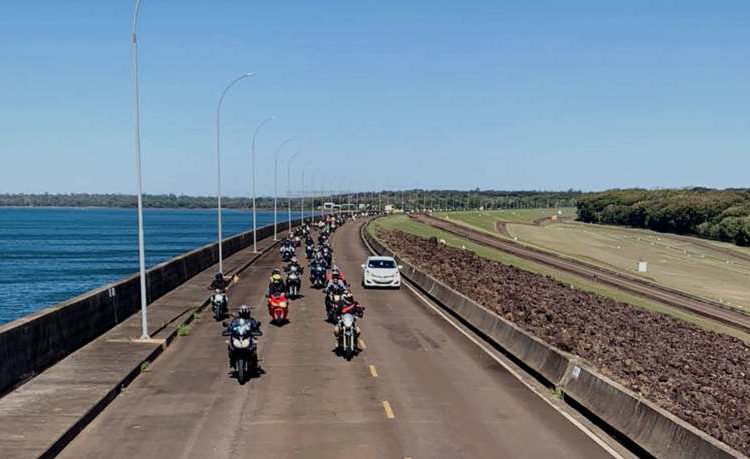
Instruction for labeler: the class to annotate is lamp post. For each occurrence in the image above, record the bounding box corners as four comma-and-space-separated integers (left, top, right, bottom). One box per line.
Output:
273, 138, 294, 240
301, 162, 311, 224
251, 115, 275, 252
216, 73, 254, 272
286, 151, 302, 232
131, 0, 149, 339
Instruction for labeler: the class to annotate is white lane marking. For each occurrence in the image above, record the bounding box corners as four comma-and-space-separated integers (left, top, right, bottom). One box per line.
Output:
369, 365, 379, 378
401, 281, 625, 459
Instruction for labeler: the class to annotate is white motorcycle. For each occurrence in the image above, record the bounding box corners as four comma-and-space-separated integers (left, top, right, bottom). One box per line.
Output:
211, 290, 228, 321
334, 305, 364, 361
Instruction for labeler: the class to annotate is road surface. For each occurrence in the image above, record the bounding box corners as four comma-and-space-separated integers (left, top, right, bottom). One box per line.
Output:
60, 219, 618, 459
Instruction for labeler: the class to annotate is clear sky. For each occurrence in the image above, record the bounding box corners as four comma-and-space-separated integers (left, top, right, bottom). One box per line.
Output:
1, 1, 748, 196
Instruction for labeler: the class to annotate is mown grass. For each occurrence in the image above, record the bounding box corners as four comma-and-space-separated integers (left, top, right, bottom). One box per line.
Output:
435, 208, 576, 233
433, 210, 750, 311
368, 215, 750, 343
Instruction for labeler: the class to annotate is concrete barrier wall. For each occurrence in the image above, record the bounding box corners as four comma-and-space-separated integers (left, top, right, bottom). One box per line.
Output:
0, 218, 303, 395
362, 223, 742, 459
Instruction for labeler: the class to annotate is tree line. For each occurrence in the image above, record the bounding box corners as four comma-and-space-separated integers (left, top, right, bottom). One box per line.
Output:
577, 188, 750, 246
0, 190, 580, 211
0, 193, 274, 209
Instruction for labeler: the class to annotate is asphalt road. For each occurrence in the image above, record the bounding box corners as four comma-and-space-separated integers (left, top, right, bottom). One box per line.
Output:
60, 219, 617, 459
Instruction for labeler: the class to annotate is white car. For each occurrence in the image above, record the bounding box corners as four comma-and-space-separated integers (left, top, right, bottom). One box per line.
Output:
361, 256, 402, 288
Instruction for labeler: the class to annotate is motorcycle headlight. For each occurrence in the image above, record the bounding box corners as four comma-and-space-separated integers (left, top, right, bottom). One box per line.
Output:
232, 337, 250, 348
280, 301, 288, 308
333, 295, 341, 302
342, 314, 355, 327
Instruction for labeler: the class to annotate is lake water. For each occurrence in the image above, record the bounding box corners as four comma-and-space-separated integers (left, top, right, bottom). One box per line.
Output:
0, 208, 301, 325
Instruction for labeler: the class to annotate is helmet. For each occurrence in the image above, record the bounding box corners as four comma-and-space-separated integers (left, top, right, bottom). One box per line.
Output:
291, 256, 298, 264
238, 304, 251, 319
272, 268, 281, 275
332, 269, 340, 279
214, 272, 224, 282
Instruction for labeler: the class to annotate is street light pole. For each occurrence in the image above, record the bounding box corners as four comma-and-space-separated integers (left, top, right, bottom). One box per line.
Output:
273, 138, 294, 240
216, 73, 254, 272
301, 162, 311, 224
286, 151, 302, 231
251, 115, 275, 252
131, 0, 149, 339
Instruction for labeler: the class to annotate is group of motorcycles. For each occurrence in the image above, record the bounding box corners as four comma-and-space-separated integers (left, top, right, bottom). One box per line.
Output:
306, 216, 366, 360
211, 213, 364, 384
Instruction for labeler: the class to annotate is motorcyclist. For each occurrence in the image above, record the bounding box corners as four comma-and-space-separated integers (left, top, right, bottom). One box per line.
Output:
324, 268, 348, 293
305, 240, 315, 258
267, 268, 287, 297
338, 291, 364, 319
209, 272, 231, 291
313, 249, 326, 267
225, 304, 262, 370
284, 256, 304, 275
280, 241, 295, 261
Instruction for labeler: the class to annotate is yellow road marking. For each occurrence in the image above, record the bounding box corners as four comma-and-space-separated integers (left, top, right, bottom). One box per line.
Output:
358, 339, 367, 349
369, 365, 379, 378
382, 400, 395, 419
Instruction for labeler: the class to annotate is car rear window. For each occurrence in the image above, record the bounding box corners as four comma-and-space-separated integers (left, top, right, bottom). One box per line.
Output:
368, 259, 396, 269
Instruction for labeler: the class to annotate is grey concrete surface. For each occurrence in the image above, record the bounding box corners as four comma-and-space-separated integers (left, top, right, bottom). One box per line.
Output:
58, 219, 615, 459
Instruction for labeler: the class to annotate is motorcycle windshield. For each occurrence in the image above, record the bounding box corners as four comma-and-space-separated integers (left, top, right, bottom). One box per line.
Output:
232, 320, 252, 337
342, 314, 355, 327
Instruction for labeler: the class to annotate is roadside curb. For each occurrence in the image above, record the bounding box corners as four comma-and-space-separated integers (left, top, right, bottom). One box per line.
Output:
361, 219, 745, 459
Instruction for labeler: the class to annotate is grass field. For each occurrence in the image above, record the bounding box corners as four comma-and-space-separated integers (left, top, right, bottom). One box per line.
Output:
368, 215, 750, 342
434, 210, 750, 311
435, 208, 577, 232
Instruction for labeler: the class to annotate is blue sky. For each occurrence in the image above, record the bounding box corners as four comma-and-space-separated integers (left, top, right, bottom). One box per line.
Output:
0, 1, 748, 196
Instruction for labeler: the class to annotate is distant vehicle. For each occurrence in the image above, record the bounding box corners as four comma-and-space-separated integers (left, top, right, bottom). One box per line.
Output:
361, 256, 402, 288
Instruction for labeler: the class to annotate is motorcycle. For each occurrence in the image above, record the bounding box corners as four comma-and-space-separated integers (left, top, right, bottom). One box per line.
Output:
222, 318, 261, 384
305, 243, 315, 259
310, 264, 327, 288
286, 267, 302, 298
334, 304, 364, 361
281, 247, 294, 263
210, 290, 228, 320
323, 252, 333, 269
267, 292, 289, 325
294, 235, 301, 247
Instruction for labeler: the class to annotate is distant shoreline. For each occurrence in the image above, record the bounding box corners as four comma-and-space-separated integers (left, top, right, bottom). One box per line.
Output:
0, 206, 275, 211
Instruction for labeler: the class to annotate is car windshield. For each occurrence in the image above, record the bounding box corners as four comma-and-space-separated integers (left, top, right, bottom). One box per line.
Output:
368, 259, 396, 269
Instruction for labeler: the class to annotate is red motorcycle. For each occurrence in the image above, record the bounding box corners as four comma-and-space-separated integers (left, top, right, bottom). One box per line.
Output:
267, 292, 289, 325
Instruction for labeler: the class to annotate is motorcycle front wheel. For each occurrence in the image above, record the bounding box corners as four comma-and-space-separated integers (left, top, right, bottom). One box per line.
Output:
237, 357, 247, 384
